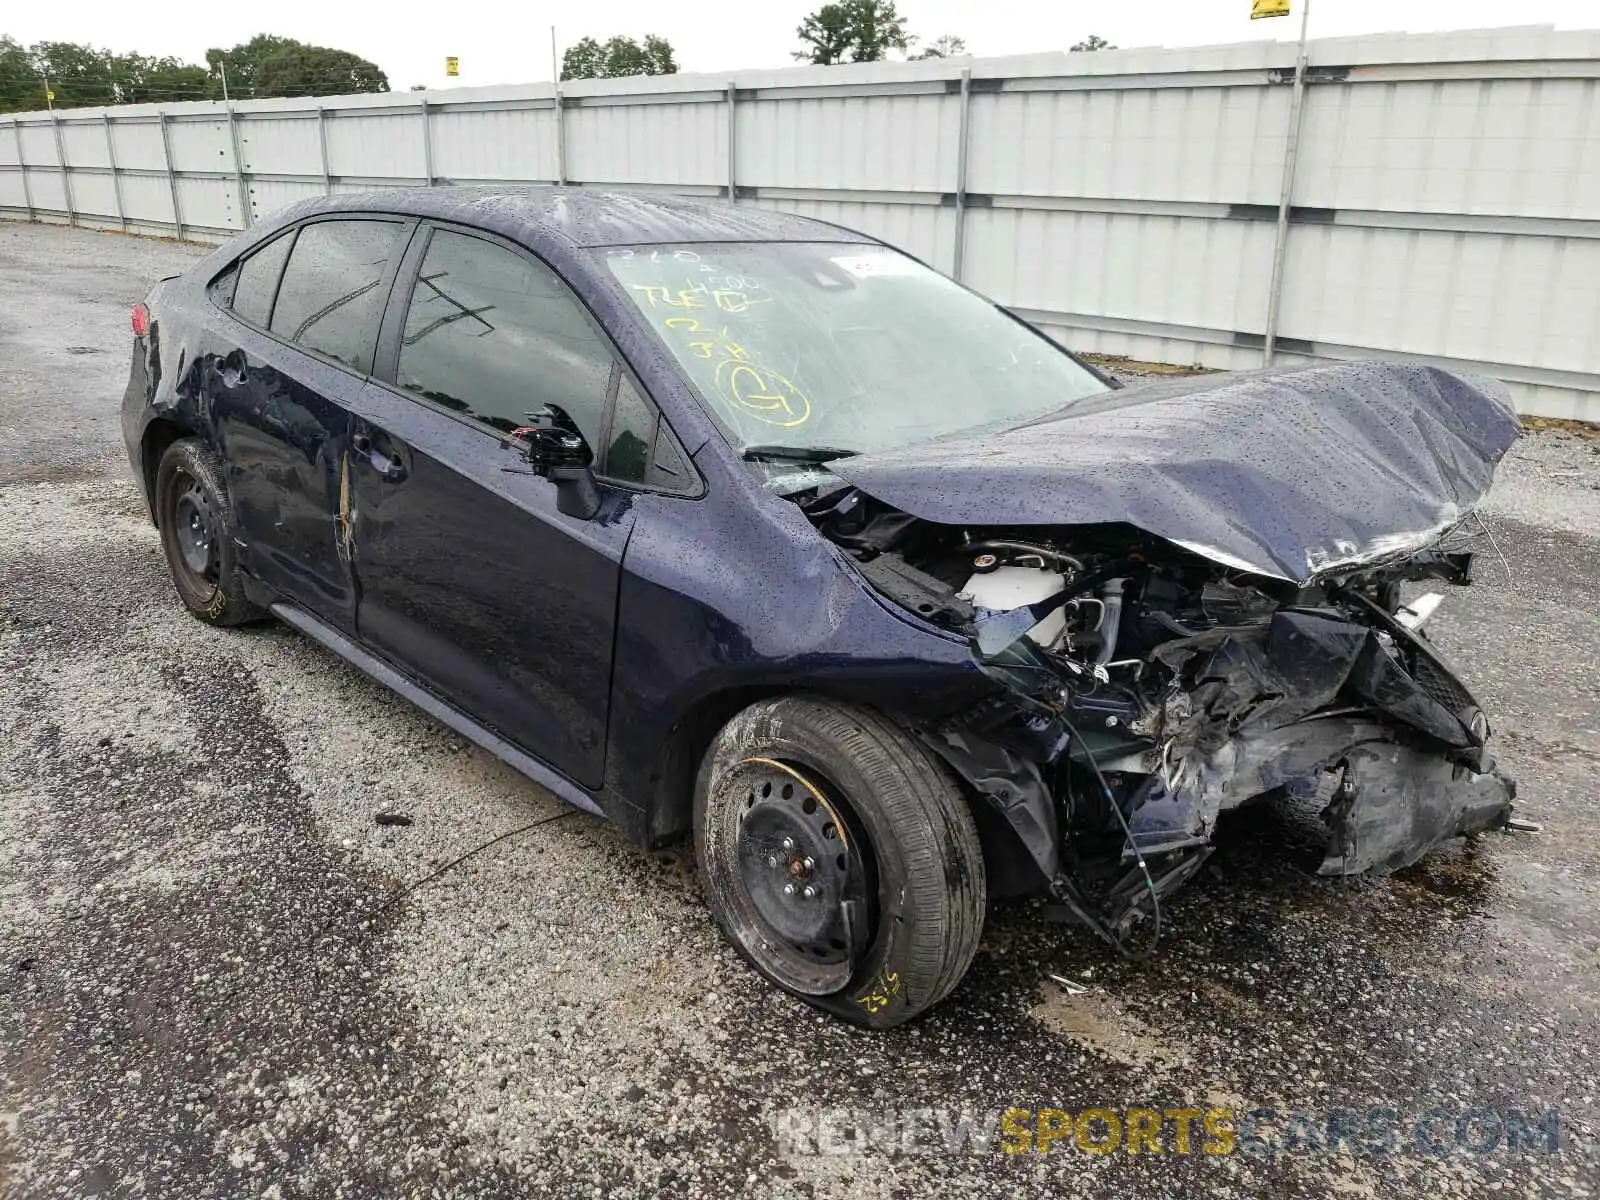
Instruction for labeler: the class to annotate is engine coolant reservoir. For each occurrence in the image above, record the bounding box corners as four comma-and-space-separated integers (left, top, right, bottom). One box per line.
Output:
958, 566, 1067, 648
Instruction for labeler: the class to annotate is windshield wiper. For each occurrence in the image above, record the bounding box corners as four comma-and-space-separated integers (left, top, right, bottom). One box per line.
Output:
740, 444, 859, 464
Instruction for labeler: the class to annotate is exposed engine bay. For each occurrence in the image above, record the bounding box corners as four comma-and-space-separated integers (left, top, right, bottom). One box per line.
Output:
803, 489, 1517, 953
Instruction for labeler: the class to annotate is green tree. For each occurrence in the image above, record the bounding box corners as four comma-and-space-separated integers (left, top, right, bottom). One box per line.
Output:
111, 54, 212, 104
794, 0, 910, 65
560, 34, 677, 81
1070, 34, 1115, 52
205, 34, 387, 99
0, 32, 388, 112
911, 34, 967, 60
205, 34, 295, 98
255, 45, 388, 97
0, 36, 45, 112
30, 40, 118, 108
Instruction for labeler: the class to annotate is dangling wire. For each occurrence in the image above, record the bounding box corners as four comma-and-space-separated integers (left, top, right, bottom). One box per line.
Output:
1473, 511, 1512, 581
1059, 714, 1164, 960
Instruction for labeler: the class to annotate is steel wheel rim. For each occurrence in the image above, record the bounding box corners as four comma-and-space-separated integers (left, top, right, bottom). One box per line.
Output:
714, 757, 876, 995
171, 474, 217, 580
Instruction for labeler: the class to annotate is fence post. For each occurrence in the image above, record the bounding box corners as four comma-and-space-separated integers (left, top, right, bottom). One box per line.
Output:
420, 99, 435, 185
11, 119, 34, 223
726, 81, 738, 202
316, 105, 333, 194
553, 87, 567, 186
951, 67, 973, 282
226, 105, 252, 228
158, 112, 184, 240
102, 113, 126, 232
1262, 3, 1312, 365
51, 111, 76, 227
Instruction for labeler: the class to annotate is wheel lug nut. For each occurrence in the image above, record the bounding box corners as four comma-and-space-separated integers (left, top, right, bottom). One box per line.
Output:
803, 857, 815, 871
802, 886, 816, 898
783, 883, 795, 896
781, 837, 795, 851
766, 855, 778, 867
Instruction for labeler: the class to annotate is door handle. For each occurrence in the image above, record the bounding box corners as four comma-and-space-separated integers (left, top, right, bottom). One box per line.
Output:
351, 428, 407, 483
217, 350, 247, 389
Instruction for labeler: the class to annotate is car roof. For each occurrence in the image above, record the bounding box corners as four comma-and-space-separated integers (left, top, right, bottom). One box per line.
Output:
268, 185, 879, 251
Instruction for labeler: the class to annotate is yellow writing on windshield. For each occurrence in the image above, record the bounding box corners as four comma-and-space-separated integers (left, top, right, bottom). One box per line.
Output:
664, 317, 751, 361
632, 283, 708, 310
716, 359, 811, 428
632, 262, 812, 429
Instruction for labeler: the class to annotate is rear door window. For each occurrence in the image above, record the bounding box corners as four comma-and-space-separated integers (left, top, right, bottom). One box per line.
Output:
230, 229, 295, 327
270, 219, 405, 373
395, 228, 614, 446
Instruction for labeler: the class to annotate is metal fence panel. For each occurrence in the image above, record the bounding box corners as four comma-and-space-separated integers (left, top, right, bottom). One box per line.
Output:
59, 121, 110, 168
739, 92, 955, 192
17, 124, 55, 169
1282, 224, 1600, 372
236, 114, 322, 177
246, 177, 329, 219
1297, 75, 1600, 219
109, 120, 168, 172
324, 110, 426, 181
173, 174, 239, 233
164, 117, 230, 173
119, 172, 177, 227
431, 106, 559, 183
62, 171, 117, 218
24, 164, 66, 214
565, 100, 724, 187
967, 84, 1289, 205
0, 170, 26, 209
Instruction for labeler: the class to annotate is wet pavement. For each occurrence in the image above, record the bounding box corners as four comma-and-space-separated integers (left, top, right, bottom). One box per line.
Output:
1, 221, 1597, 1198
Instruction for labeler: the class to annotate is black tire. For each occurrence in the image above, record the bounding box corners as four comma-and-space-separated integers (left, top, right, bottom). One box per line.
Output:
695, 695, 986, 1028
153, 438, 264, 627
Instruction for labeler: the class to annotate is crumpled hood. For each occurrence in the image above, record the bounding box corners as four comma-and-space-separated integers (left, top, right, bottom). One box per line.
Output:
831, 362, 1520, 584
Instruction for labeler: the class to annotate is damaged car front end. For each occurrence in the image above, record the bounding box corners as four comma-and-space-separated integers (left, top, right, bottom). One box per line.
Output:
802, 362, 1521, 951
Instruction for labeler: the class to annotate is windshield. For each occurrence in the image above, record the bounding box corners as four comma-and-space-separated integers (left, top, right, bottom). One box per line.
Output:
602, 242, 1109, 459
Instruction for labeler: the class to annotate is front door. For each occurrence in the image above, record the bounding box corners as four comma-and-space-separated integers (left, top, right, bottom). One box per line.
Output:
345, 226, 634, 788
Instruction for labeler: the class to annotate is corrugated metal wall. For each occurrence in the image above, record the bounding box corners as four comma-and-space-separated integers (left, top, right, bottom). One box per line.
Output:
3, 27, 1597, 419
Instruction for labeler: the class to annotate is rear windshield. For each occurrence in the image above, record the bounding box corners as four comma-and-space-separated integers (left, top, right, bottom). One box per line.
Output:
602, 242, 1108, 457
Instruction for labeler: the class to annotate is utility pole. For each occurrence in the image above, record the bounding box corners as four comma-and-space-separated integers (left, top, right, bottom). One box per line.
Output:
1262, 0, 1312, 366
551, 25, 567, 187
220, 61, 230, 102
42, 72, 52, 111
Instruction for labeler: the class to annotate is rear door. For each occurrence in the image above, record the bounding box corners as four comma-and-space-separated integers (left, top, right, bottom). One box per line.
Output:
207, 215, 411, 627
344, 224, 642, 787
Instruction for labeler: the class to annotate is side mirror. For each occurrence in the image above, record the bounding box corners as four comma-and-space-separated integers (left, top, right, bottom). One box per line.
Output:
506, 404, 601, 520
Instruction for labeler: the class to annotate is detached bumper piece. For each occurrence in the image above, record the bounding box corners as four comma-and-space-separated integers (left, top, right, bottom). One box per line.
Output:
1319, 743, 1514, 875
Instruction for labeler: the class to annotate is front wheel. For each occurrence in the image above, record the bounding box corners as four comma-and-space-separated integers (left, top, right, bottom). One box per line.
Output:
694, 696, 986, 1028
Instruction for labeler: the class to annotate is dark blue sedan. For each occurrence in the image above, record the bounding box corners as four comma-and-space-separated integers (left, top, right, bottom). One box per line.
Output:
123, 187, 1521, 1025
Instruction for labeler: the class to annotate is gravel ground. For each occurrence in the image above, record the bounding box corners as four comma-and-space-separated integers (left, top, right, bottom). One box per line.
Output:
1, 221, 1598, 1198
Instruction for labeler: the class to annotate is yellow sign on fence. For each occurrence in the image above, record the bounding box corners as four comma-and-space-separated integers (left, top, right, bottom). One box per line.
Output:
1251, 0, 1291, 17
444, 56, 460, 77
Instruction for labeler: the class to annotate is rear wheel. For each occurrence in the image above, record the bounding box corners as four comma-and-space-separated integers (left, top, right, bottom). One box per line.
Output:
154, 439, 263, 627
695, 696, 986, 1027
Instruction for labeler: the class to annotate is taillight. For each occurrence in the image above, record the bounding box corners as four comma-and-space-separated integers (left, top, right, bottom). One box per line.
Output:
131, 303, 149, 338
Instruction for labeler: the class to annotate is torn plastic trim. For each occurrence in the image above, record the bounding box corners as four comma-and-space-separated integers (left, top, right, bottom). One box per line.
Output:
1319, 742, 1515, 876
921, 726, 1062, 886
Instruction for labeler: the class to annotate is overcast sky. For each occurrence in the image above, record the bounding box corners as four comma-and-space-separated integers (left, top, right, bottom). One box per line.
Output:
7, 0, 1597, 90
